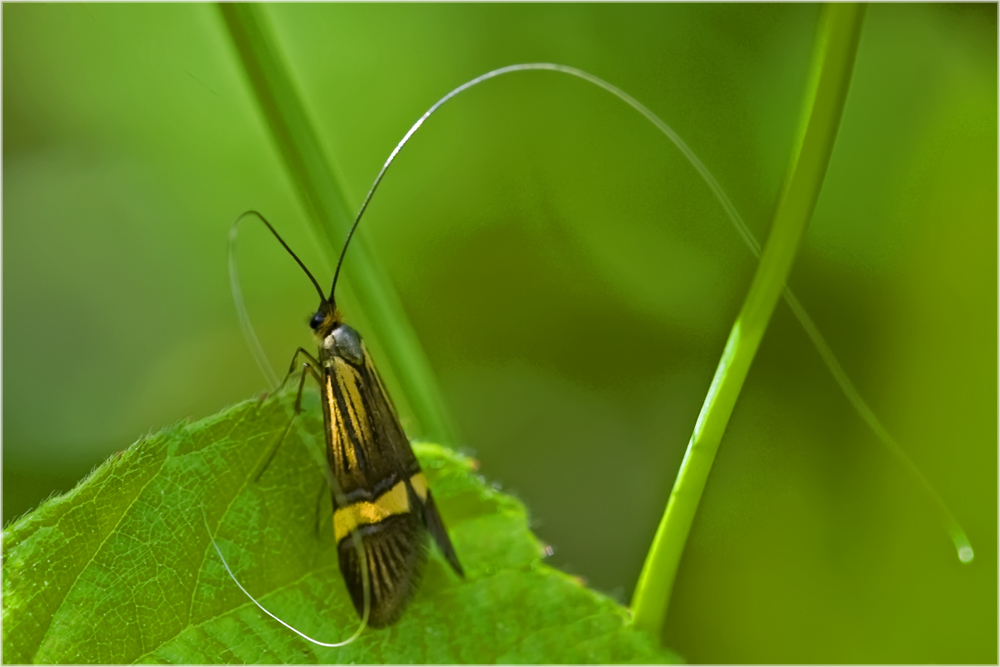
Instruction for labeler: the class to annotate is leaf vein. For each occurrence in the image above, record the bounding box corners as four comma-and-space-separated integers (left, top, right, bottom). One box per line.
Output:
31, 447, 173, 662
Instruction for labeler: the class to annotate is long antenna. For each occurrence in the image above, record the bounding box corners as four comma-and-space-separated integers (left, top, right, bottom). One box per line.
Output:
325, 62, 973, 565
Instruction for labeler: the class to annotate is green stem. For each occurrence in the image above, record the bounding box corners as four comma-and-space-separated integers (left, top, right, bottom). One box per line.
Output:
630, 3, 866, 638
218, 3, 457, 444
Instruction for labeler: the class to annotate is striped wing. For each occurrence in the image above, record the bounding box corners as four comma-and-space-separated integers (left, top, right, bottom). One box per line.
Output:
321, 340, 463, 625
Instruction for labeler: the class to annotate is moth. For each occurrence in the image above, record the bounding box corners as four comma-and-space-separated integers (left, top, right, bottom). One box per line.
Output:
247, 211, 463, 628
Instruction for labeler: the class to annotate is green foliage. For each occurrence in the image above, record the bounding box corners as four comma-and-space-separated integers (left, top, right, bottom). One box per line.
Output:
2, 393, 678, 664
4, 4, 996, 663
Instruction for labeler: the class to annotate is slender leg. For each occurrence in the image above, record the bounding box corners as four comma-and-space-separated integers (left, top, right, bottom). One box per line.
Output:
255, 348, 321, 412
254, 361, 321, 482
277, 348, 321, 392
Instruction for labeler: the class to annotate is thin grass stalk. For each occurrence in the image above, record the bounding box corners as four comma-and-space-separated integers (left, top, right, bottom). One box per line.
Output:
218, 3, 457, 444
630, 3, 867, 639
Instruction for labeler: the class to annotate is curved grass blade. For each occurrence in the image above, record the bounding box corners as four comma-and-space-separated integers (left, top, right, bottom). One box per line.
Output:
630, 3, 868, 638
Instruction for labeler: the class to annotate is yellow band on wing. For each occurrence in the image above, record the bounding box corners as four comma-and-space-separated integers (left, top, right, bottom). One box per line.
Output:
410, 472, 428, 502
333, 473, 428, 542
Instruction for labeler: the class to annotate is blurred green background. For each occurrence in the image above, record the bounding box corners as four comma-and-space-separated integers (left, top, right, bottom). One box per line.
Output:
3, 3, 996, 663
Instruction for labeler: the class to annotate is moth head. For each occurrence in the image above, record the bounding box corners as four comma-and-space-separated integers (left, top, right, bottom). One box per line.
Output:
309, 301, 341, 339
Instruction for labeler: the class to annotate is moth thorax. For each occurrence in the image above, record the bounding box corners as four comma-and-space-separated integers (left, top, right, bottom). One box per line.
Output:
324, 323, 364, 365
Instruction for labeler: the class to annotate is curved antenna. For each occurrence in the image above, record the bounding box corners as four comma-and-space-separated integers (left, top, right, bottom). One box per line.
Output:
237, 210, 328, 304
330, 62, 759, 300
333, 62, 971, 563
203, 507, 370, 647
202, 396, 373, 648
230, 209, 330, 388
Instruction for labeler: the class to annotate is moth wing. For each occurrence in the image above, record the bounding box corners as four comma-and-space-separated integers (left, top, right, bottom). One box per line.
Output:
419, 486, 464, 578
364, 344, 465, 578
337, 514, 428, 628
359, 344, 421, 476
326, 350, 413, 501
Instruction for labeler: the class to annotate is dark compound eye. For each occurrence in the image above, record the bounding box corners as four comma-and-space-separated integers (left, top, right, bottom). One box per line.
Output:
309, 312, 325, 330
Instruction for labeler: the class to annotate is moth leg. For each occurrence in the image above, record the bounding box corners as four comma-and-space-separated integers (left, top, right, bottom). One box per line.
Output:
254, 361, 321, 482
255, 348, 320, 410
277, 347, 321, 391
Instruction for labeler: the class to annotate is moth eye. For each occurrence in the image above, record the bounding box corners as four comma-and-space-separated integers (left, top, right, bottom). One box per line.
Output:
309, 312, 325, 330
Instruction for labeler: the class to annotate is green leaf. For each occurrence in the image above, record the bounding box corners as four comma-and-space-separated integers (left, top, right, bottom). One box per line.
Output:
2, 392, 679, 664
